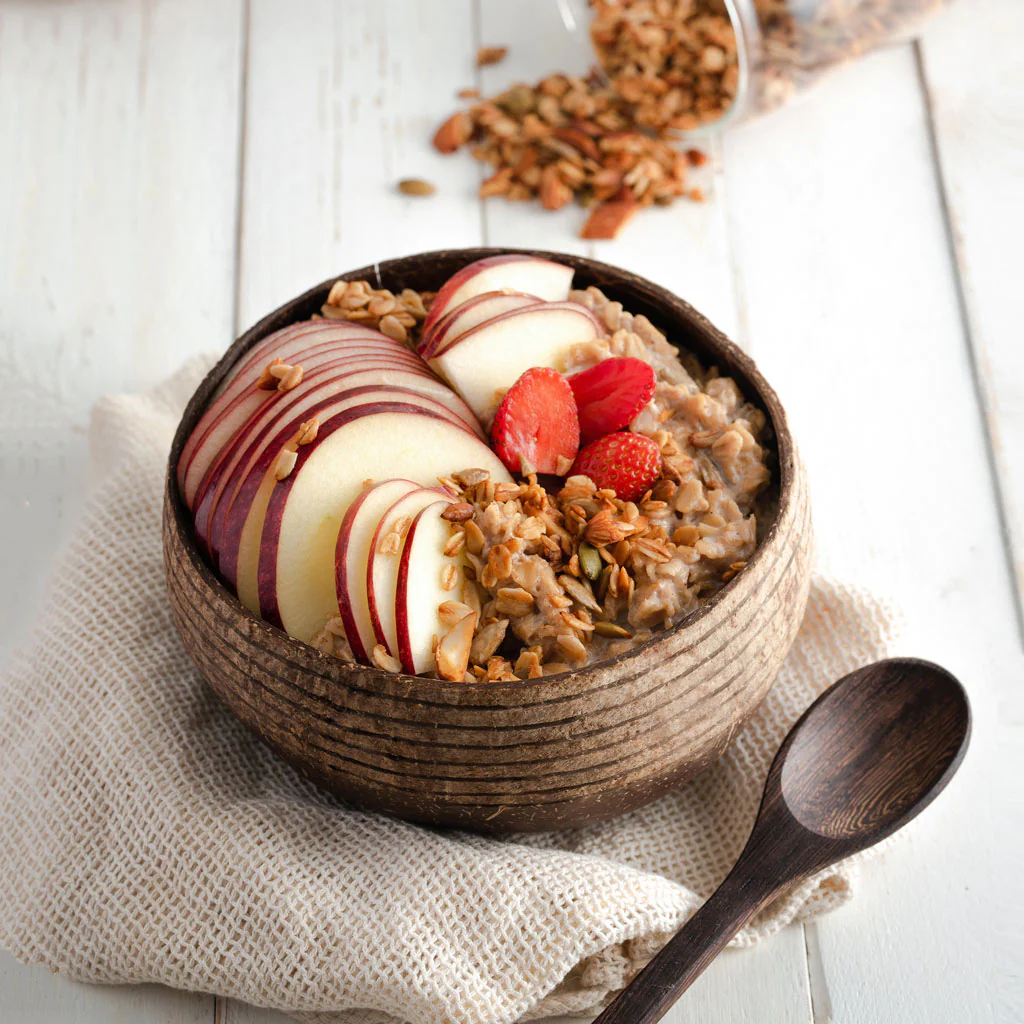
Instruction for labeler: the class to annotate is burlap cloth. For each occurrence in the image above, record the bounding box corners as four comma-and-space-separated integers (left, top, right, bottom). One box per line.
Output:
0, 359, 900, 1024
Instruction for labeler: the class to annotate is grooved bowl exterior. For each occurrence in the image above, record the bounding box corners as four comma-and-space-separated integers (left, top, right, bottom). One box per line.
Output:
163, 249, 812, 833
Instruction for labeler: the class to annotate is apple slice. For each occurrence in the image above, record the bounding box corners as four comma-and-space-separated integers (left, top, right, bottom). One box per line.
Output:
334, 478, 422, 662
201, 362, 485, 562
254, 408, 510, 642
395, 500, 469, 675
420, 291, 540, 359
179, 321, 405, 494
421, 255, 574, 340
431, 302, 602, 427
184, 348, 438, 508
191, 356, 469, 555
366, 486, 453, 656
216, 387, 483, 600
180, 332, 417, 504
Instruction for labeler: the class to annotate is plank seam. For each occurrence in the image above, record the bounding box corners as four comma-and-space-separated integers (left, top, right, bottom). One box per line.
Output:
912, 39, 1024, 646
803, 921, 833, 1023
230, 0, 252, 338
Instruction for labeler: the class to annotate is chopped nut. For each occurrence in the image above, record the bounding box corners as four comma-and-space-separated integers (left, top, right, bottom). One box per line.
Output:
435, 611, 477, 680
378, 314, 407, 343
296, 417, 319, 446
477, 45, 508, 67
274, 449, 297, 482
372, 644, 402, 674
257, 358, 284, 390
585, 509, 632, 547
278, 364, 303, 392
432, 111, 472, 154
555, 454, 574, 477
514, 649, 544, 679
378, 531, 402, 556
441, 502, 475, 523
453, 468, 490, 487
580, 190, 639, 240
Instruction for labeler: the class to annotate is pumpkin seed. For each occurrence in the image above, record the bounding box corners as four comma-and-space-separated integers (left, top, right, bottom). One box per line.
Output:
397, 178, 436, 197
578, 542, 603, 581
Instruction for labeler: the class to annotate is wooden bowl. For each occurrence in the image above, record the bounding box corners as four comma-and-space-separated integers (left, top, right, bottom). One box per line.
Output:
163, 248, 812, 833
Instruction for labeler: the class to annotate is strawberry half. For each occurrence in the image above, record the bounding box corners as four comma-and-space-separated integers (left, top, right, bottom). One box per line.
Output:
568, 357, 657, 444
570, 432, 662, 502
491, 367, 580, 476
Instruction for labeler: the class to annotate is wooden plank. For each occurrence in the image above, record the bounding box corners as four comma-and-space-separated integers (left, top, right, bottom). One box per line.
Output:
221, 929, 811, 1024
917, 0, 1024, 626
0, 0, 241, 1019
0, 0, 243, 659
237, 0, 482, 331
0, 952, 210, 1024
721, 41, 1023, 1023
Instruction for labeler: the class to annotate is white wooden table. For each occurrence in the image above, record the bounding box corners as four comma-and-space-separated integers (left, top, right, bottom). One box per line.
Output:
1, 1, 1021, 1021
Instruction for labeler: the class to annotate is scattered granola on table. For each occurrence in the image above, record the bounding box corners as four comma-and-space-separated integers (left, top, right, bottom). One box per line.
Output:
433, 71, 708, 239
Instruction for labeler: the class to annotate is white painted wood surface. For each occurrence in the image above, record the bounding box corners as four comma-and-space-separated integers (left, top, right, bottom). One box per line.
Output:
1, 1, 1021, 1022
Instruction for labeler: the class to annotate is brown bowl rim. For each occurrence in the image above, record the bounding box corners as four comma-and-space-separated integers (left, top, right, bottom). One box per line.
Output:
167, 247, 795, 695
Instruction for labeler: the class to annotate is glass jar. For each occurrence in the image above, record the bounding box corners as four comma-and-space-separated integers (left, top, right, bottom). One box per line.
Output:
568, 0, 950, 131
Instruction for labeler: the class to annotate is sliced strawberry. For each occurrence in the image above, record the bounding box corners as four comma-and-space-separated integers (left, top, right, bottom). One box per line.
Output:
568, 357, 657, 444
570, 432, 661, 502
491, 367, 580, 476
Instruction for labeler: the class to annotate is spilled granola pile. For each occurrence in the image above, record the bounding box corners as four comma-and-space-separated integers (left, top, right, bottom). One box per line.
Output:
433, 72, 708, 240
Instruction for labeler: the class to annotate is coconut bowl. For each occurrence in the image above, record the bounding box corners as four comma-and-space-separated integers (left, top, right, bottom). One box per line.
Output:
163, 248, 812, 833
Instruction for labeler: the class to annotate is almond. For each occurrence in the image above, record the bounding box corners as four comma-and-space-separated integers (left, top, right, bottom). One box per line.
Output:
432, 111, 472, 154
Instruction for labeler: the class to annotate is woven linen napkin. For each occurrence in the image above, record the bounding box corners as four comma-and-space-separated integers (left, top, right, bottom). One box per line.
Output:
0, 359, 899, 1024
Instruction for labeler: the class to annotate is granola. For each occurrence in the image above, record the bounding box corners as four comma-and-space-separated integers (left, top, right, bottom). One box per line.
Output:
590, 0, 949, 128
433, 72, 707, 239
320, 279, 435, 345
434, 286, 770, 679
312, 277, 771, 680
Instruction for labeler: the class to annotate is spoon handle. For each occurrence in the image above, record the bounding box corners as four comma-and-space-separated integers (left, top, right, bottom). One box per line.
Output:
592, 866, 782, 1024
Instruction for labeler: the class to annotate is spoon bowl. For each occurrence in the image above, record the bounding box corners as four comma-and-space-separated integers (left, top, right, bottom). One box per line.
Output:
594, 657, 971, 1024
778, 659, 969, 846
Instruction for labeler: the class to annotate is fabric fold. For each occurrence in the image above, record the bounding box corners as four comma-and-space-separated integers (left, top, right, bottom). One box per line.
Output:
0, 360, 898, 1024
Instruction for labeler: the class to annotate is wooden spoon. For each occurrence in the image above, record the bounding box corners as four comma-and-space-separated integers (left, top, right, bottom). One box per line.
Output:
593, 657, 971, 1024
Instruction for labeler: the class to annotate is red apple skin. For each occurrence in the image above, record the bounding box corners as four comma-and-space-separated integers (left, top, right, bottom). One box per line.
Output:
191, 353, 437, 554
255, 405, 461, 628
334, 478, 419, 664
179, 322, 405, 494
217, 395, 477, 595
393, 500, 452, 674
420, 291, 540, 360
204, 377, 479, 569
179, 320, 330, 493
365, 486, 451, 655
180, 333, 419, 503
431, 300, 604, 359
420, 254, 555, 339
